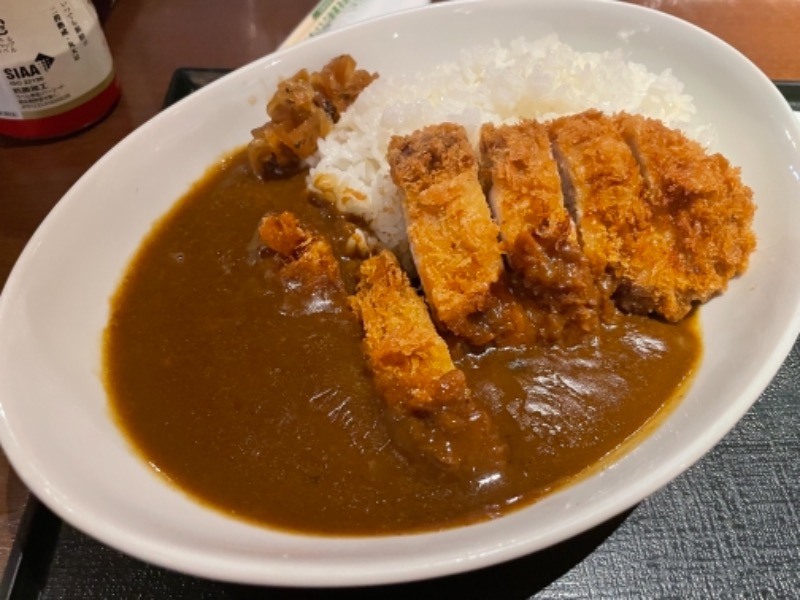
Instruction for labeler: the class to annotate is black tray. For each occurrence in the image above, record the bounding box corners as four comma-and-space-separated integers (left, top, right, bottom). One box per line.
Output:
775, 80, 800, 111
1, 70, 798, 600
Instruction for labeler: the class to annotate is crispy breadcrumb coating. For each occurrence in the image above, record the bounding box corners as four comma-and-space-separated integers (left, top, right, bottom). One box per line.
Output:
614, 112, 756, 321
350, 250, 508, 473
550, 109, 755, 322
349, 250, 464, 411
387, 123, 504, 343
480, 120, 605, 335
549, 109, 650, 282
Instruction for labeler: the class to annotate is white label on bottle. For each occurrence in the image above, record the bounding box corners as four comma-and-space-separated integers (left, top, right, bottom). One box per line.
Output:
0, 0, 114, 120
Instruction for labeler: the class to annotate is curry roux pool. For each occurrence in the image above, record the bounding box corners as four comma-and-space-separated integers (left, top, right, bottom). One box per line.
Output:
104, 150, 700, 535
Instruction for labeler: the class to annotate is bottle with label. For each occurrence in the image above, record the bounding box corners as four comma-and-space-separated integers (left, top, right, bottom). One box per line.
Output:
0, 0, 120, 140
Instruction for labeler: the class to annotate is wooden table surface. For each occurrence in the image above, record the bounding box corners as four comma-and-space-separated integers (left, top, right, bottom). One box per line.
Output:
1, 0, 798, 588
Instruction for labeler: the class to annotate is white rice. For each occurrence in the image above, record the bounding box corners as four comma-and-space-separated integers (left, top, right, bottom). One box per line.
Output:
308, 34, 711, 255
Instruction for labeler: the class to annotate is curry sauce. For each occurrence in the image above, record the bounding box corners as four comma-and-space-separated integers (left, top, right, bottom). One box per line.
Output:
104, 150, 701, 535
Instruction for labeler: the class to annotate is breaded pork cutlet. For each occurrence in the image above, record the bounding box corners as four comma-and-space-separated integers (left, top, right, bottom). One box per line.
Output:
350, 250, 507, 473
480, 120, 605, 338
259, 212, 346, 312
549, 109, 650, 289
387, 123, 504, 344
550, 109, 755, 322
614, 113, 755, 321
349, 250, 463, 412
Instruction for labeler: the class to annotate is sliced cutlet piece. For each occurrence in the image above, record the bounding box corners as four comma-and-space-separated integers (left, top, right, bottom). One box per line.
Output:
480, 120, 604, 335
549, 109, 651, 304
614, 112, 756, 321
349, 250, 463, 412
259, 212, 346, 313
350, 250, 507, 474
387, 123, 504, 343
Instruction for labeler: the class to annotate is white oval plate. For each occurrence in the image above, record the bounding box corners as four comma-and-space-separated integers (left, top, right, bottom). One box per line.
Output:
1, 0, 800, 588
